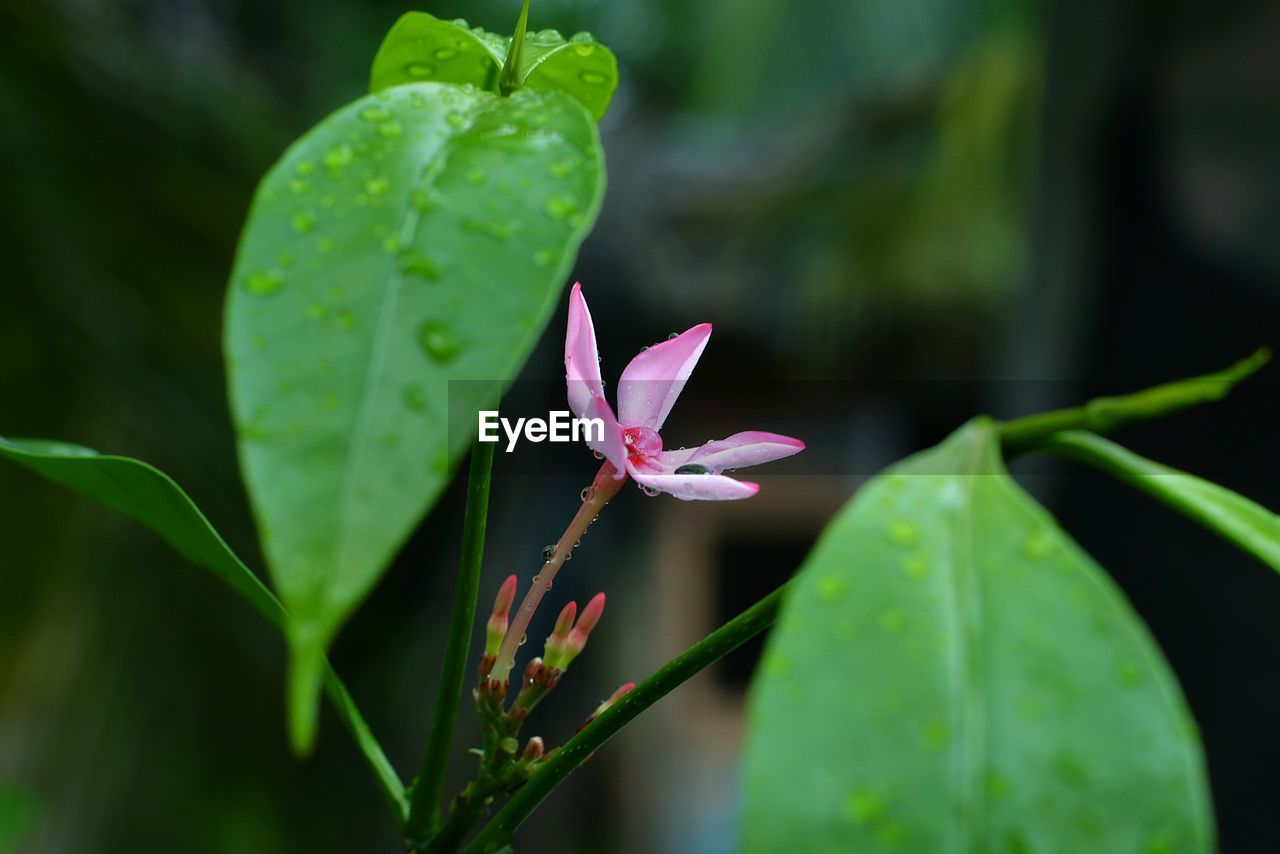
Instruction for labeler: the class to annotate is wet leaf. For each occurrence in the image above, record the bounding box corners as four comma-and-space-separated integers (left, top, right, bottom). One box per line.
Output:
742, 419, 1213, 853
225, 81, 604, 750
369, 13, 618, 120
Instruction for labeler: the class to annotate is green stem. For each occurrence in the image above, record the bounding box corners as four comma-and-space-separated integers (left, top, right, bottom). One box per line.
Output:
498, 0, 531, 96
999, 348, 1269, 453
460, 581, 791, 854
406, 441, 497, 846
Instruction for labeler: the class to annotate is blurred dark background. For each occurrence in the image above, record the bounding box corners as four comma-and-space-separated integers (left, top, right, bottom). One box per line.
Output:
2, 0, 1279, 851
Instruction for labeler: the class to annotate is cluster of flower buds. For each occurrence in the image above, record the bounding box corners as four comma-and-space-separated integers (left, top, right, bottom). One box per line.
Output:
543, 592, 605, 672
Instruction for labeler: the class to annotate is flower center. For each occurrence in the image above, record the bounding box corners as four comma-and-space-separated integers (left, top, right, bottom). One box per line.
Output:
621, 426, 662, 471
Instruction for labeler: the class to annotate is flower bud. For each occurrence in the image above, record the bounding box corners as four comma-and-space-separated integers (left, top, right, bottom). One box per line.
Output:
561, 592, 605, 668
485, 575, 519, 657
577, 681, 634, 733
520, 736, 545, 763
543, 600, 577, 670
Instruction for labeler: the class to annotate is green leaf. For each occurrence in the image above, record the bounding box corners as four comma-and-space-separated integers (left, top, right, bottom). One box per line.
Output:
1038, 429, 1280, 573
225, 81, 605, 749
742, 419, 1213, 854
0, 436, 282, 626
369, 13, 618, 121
0, 435, 408, 814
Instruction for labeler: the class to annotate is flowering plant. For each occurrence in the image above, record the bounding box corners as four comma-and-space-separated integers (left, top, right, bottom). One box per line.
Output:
1, 3, 1277, 853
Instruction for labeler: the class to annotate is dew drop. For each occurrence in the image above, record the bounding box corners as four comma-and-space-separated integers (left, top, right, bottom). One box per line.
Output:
580, 486, 594, 501
544, 194, 577, 220
533, 248, 556, 267
277, 251, 295, 269
579, 70, 607, 86
901, 555, 930, 581
291, 210, 316, 234
306, 303, 328, 319
674, 463, 714, 475
592, 450, 605, 460
1020, 529, 1055, 561
548, 159, 576, 179
382, 235, 404, 254
366, 176, 391, 196
318, 237, 335, 253
323, 143, 353, 170
639, 484, 660, 497
336, 311, 356, 330
667, 332, 679, 340
885, 520, 920, 547
417, 322, 461, 363
541, 545, 555, 562
1114, 658, 1144, 686
402, 383, 427, 413
535, 28, 562, 40
288, 178, 311, 195
466, 168, 486, 185
433, 47, 458, 61
400, 251, 442, 281
816, 575, 847, 602
844, 788, 885, 825
878, 609, 905, 632
359, 105, 393, 123
379, 120, 403, 138
244, 270, 284, 296
445, 112, 466, 128
295, 159, 316, 176
920, 721, 949, 749
405, 63, 436, 78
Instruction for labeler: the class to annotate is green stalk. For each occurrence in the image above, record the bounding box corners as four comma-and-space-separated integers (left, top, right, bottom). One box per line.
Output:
406, 441, 497, 846
459, 581, 790, 854
498, 0, 531, 96
999, 348, 1269, 453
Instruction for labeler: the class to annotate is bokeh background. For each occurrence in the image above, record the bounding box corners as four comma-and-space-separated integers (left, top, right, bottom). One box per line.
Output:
3, 0, 1280, 851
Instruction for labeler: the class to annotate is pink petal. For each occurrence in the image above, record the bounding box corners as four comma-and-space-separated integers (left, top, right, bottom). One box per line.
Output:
629, 469, 759, 501
583, 394, 628, 478
660, 431, 805, 472
565, 283, 605, 420
616, 323, 712, 431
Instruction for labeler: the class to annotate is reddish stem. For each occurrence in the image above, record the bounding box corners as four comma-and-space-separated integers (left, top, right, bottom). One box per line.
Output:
491, 462, 625, 681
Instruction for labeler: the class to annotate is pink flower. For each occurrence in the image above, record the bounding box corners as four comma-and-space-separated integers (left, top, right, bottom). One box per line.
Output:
564, 283, 804, 500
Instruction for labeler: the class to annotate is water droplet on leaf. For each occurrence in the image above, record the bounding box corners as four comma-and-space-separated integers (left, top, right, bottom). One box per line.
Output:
402, 383, 427, 412
323, 143, 353, 171
244, 270, 284, 296
418, 322, 461, 363
579, 70, 607, 86
405, 63, 436, 78
885, 520, 920, 546
291, 210, 316, 234
359, 106, 393, 123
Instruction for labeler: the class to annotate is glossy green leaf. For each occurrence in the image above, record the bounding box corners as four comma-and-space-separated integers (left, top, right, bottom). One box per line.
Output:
368, 13, 618, 121
742, 419, 1213, 854
1040, 429, 1280, 573
0, 435, 408, 811
225, 81, 604, 748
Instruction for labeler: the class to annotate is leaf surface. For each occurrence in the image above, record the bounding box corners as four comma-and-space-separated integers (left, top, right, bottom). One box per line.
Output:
224, 81, 605, 746
742, 419, 1213, 854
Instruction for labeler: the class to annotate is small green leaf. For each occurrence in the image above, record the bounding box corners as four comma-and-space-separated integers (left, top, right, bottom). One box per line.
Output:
742, 419, 1213, 854
0, 435, 408, 809
1040, 429, 1280, 573
225, 81, 604, 749
369, 13, 619, 121
0, 436, 282, 626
